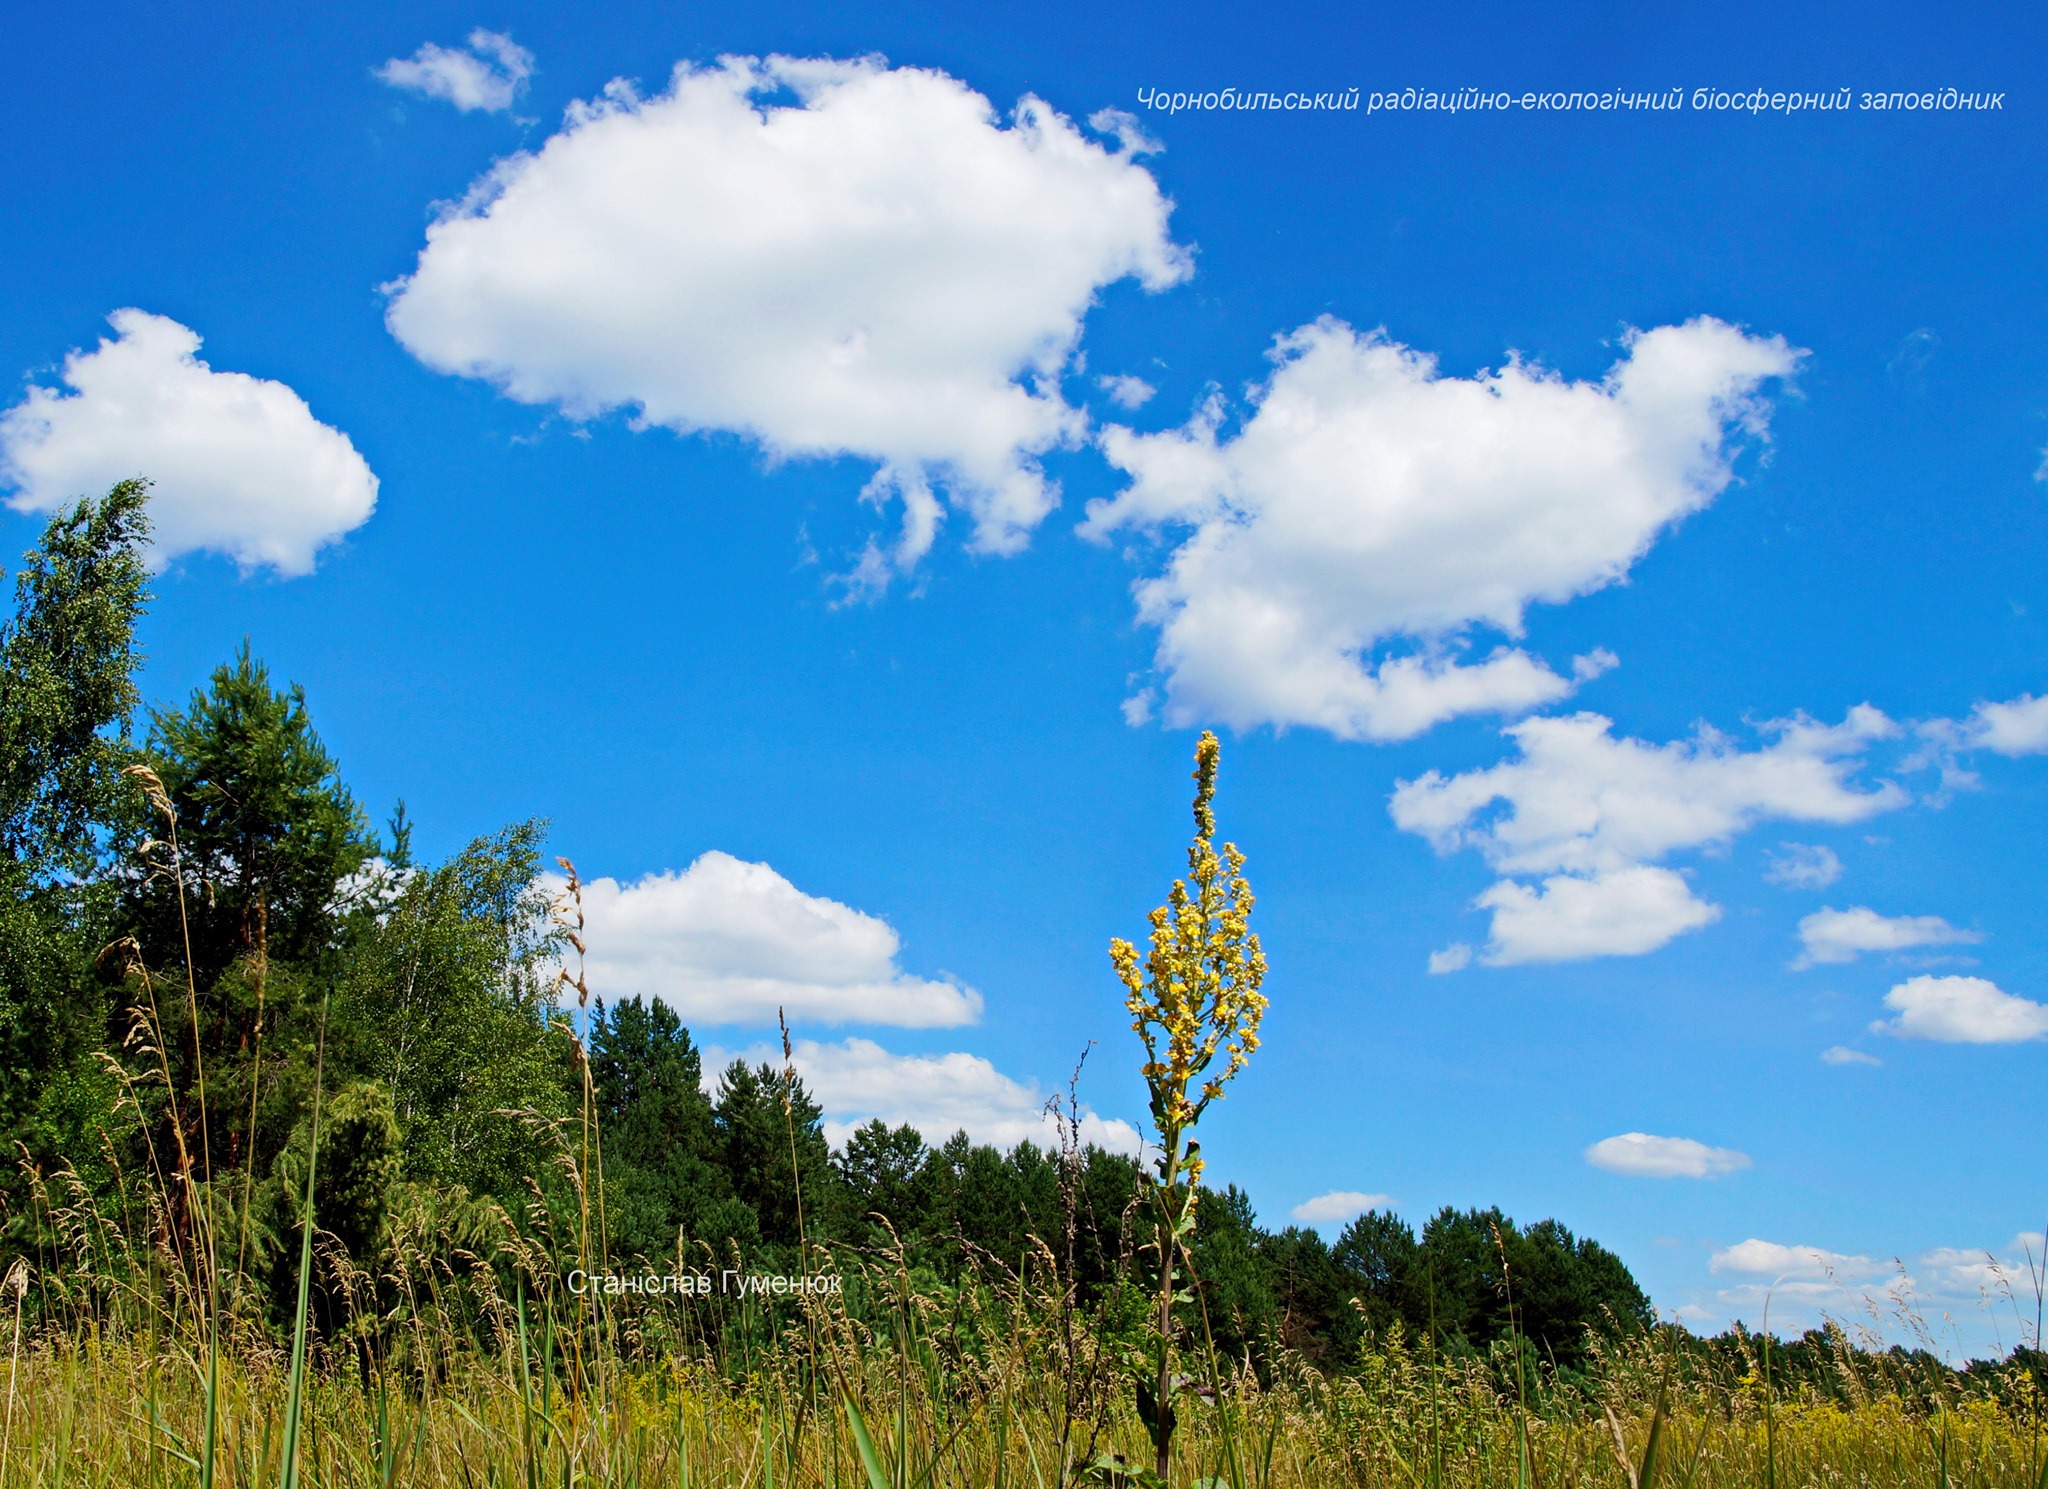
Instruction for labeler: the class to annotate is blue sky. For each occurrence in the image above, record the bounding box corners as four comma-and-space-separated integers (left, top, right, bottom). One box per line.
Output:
4, 0, 2045, 1356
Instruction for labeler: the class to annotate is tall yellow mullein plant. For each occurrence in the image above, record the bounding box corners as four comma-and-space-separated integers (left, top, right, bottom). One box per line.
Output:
1110, 730, 1267, 1483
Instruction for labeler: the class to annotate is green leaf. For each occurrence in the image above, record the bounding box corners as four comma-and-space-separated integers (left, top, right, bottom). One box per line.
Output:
843, 1395, 890, 1489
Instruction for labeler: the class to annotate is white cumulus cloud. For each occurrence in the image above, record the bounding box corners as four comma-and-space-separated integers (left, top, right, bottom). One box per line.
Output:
1084, 316, 1799, 740
553, 852, 980, 1028
1963, 693, 2048, 756
1290, 1190, 1396, 1224
1426, 942, 1474, 974
1793, 906, 1980, 968
1098, 373, 1156, 409
1874, 974, 2048, 1044
1393, 707, 1904, 964
1585, 1132, 1750, 1179
1472, 866, 1720, 965
0, 310, 378, 575
1919, 1234, 2046, 1297
1710, 1238, 1889, 1280
1690, 1230, 2041, 1346
384, 53, 1188, 588
1764, 841, 1842, 889
706, 1036, 1140, 1153
377, 29, 534, 113
1820, 1045, 1882, 1066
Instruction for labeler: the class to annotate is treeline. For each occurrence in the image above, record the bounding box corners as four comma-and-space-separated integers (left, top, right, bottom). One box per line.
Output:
584, 991, 1656, 1371
1, 483, 1978, 1391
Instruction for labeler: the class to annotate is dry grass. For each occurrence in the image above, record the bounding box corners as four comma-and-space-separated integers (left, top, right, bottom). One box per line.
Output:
2, 1211, 2044, 1489
0, 1315, 2041, 1487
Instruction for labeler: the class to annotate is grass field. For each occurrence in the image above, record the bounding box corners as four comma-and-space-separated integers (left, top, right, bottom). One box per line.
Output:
4, 1220, 2044, 1489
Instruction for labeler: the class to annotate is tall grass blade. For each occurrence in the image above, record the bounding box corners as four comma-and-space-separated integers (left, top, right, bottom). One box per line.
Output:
1639, 1355, 1671, 1489
275, 998, 327, 1489
518, 1287, 540, 1489
844, 1394, 890, 1489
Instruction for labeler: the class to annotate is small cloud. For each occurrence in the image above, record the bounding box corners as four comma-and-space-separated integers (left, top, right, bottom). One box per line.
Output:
1764, 842, 1842, 890
1427, 943, 1473, 974
1097, 373, 1156, 409
1710, 1238, 1886, 1280
1120, 688, 1156, 727
1585, 1132, 1750, 1179
1474, 865, 1719, 965
1571, 647, 1620, 682
1290, 1190, 1395, 1225
1820, 1045, 1881, 1067
1874, 974, 2048, 1044
1885, 327, 1938, 390
1913, 1233, 2048, 1299
1697, 1230, 2041, 1345
376, 29, 534, 113
1966, 693, 2048, 756
1793, 905, 1980, 968
1086, 107, 1163, 156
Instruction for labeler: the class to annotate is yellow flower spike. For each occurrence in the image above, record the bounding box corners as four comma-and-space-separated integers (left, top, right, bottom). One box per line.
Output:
1108, 730, 1269, 1480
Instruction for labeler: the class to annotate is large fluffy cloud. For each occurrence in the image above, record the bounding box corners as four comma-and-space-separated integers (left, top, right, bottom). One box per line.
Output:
1585, 1132, 1750, 1179
1085, 316, 1799, 738
706, 1036, 1140, 1152
384, 54, 1188, 585
377, 30, 535, 113
1873, 975, 2048, 1044
1793, 906, 1980, 968
0, 310, 378, 575
1392, 707, 1903, 965
554, 852, 980, 1027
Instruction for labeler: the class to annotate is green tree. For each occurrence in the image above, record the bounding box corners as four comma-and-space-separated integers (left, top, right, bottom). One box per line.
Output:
1189, 1183, 1276, 1361
926, 1134, 1028, 1271
834, 1119, 934, 1246
1335, 1208, 1419, 1341
332, 822, 574, 1201
588, 996, 732, 1259
1505, 1216, 1652, 1370
135, 642, 375, 988
262, 1078, 402, 1340
1071, 1145, 1141, 1295
1260, 1224, 1357, 1365
0, 479, 151, 876
713, 1059, 833, 1252
116, 645, 377, 1194
1407, 1206, 1651, 1370
0, 481, 150, 1182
